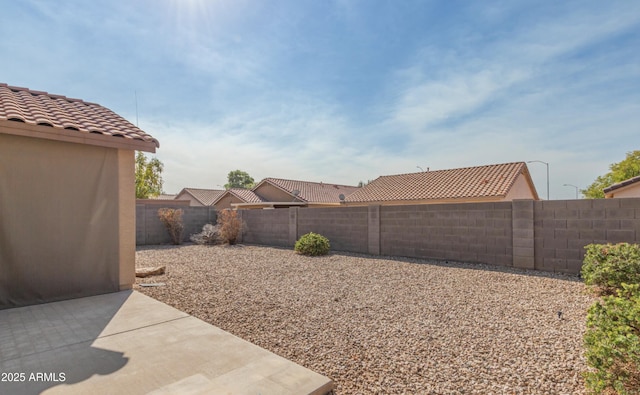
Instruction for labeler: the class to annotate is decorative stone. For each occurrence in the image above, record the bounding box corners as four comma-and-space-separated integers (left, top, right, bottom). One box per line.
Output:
135, 266, 166, 278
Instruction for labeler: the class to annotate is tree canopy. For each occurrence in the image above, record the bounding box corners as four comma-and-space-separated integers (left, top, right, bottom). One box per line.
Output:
135, 151, 164, 198
224, 170, 255, 189
582, 150, 640, 199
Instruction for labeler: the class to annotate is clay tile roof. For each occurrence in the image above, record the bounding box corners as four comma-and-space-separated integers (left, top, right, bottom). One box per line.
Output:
345, 162, 533, 202
261, 178, 360, 203
225, 188, 265, 203
603, 175, 640, 193
0, 83, 159, 148
180, 188, 225, 206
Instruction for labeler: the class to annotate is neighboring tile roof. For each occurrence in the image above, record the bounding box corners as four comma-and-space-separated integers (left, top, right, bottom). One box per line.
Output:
178, 188, 225, 206
259, 178, 360, 203
224, 188, 265, 203
0, 83, 159, 148
153, 194, 178, 200
345, 162, 534, 202
604, 175, 640, 193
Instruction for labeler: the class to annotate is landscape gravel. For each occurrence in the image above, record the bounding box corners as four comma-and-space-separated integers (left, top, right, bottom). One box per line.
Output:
135, 243, 595, 394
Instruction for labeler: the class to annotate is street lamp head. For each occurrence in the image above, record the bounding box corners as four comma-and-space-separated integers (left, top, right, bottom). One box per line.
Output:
528, 160, 549, 165
562, 184, 579, 199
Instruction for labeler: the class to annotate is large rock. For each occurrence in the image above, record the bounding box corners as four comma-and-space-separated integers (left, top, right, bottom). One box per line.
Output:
136, 266, 166, 278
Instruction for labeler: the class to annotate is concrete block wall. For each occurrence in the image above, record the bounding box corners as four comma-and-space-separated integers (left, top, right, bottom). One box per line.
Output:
240, 209, 289, 247
136, 202, 216, 245
297, 206, 369, 253
379, 203, 513, 266
512, 200, 535, 269
136, 198, 640, 275
534, 198, 640, 273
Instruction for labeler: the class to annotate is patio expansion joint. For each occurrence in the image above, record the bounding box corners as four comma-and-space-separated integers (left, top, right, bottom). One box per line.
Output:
96, 315, 191, 340
0, 315, 191, 365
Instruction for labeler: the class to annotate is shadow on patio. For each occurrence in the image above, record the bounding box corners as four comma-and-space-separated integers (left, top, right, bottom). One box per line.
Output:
0, 291, 333, 395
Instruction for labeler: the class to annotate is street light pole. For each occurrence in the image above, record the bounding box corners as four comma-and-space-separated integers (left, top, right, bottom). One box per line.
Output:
563, 183, 579, 199
527, 160, 549, 200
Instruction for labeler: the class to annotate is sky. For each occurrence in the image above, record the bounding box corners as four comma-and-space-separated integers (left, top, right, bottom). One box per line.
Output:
1, 0, 639, 199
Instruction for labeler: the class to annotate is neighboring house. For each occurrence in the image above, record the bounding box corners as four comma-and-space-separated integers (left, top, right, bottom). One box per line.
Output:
604, 175, 640, 198
233, 177, 360, 209
175, 187, 225, 206
0, 83, 159, 308
212, 188, 265, 210
343, 162, 539, 206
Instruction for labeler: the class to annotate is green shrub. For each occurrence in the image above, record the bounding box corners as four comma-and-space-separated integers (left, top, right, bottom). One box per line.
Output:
582, 243, 640, 296
294, 232, 330, 256
584, 283, 640, 394
157, 208, 184, 245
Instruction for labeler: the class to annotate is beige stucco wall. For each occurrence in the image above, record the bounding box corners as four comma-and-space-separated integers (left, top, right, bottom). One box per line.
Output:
606, 183, 640, 198
0, 132, 121, 308
118, 149, 135, 290
504, 173, 537, 200
214, 194, 242, 210
254, 183, 298, 202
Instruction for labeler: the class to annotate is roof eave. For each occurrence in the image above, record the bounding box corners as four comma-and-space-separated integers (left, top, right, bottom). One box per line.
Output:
211, 190, 232, 205
344, 196, 505, 205
256, 179, 307, 202
231, 201, 307, 209
0, 120, 157, 153
604, 176, 640, 193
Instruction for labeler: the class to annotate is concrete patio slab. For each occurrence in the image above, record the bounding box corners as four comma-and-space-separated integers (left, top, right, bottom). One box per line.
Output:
0, 291, 334, 395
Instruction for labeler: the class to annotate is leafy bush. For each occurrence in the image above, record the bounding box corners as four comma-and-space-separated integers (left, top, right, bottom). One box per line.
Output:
217, 209, 243, 245
584, 283, 640, 394
157, 208, 184, 245
294, 232, 330, 256
190, 223, 220, 245
582, 243, 640, 296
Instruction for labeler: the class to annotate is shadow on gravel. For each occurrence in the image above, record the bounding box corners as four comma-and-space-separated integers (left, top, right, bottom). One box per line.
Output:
136, 242, 583, 283
136, 242, 248, 251
333, 250, 583, 283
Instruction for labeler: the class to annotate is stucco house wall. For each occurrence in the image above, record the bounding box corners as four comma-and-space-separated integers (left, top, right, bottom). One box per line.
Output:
504, 173, 538, 200
0, 134, 134, 307
214, 194, 242, 210
0, 83, 158, 309
604, 178, 640, 198
610, 185, 640, 198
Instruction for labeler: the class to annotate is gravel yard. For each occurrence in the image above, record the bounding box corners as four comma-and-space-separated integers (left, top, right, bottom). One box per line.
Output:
135, 244, 594, 394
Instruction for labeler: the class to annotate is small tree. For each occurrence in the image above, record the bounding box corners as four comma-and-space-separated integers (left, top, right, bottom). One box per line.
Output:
217, 209, 243, 245
136, 151, 164, 198
158, 208, 184, 245
224, 170, 255, 189
583, 151, 640, 199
